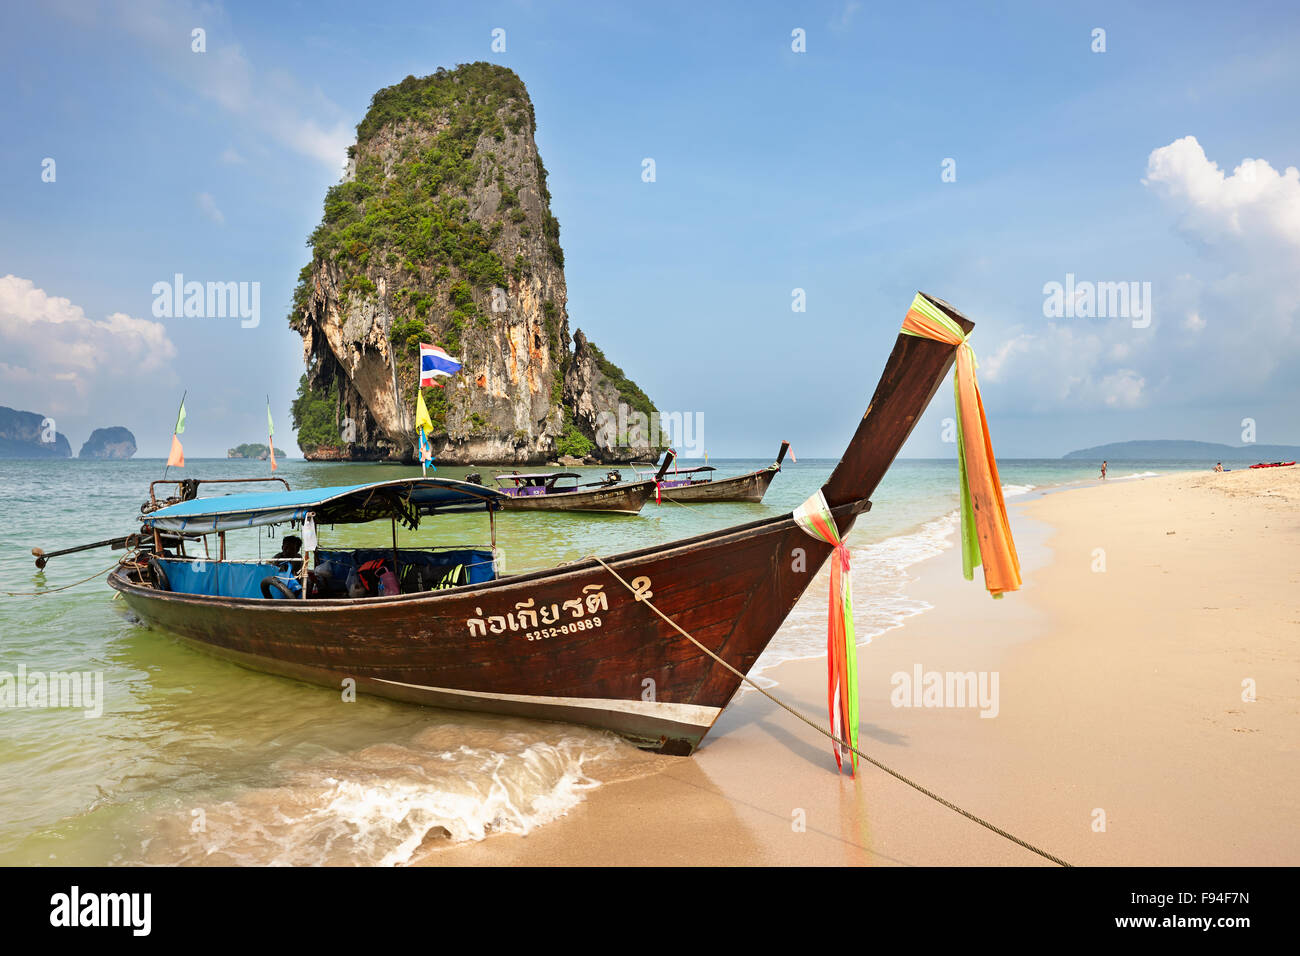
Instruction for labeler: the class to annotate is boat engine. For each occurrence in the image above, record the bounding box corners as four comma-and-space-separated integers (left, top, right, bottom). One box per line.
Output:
605, 469, 622, 485
464, 473, 483, 485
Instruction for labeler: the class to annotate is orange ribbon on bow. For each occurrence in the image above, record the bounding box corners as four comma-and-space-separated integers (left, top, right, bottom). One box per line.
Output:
902, 293, 1021, 597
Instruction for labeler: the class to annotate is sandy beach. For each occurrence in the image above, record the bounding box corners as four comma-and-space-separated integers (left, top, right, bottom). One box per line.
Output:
426, 466, 1300, 866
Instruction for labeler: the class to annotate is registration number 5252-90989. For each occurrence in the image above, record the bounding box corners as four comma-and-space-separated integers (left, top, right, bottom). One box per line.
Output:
525, 617, 602, 642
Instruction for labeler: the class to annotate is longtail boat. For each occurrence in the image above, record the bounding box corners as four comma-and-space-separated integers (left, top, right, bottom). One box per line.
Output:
490, 455, 673, 514
96, 294, 1006, 756
638, 441, 789, 503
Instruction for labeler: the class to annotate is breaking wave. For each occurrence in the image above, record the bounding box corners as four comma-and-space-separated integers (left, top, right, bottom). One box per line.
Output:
132, 724, 634, 866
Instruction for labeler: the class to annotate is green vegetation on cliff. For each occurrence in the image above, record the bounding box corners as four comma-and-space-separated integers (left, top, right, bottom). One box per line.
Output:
291, 374, 343, 448
286, 63, 659, 461
556, 409, 595, 458
289, 63, 553, 333
588, 341, 657, 423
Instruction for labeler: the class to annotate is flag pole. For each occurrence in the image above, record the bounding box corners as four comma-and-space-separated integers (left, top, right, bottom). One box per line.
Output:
162, 389, 187, 480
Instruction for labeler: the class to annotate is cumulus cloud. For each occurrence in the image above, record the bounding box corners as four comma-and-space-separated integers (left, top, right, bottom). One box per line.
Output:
1143, 135, 1300, 253
981, 136, 1299, 415
0, 275, 177, 421
1142, 136, 1300, 383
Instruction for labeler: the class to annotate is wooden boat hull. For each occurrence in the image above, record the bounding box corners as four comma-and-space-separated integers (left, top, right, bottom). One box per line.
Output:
658, 467, 778, 504
498, 479, 655, 514
110, 503, 866, 753
103, 292, 976, 756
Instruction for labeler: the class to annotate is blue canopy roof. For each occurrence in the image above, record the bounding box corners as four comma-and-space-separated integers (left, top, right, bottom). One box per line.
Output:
143, 478, 505, 533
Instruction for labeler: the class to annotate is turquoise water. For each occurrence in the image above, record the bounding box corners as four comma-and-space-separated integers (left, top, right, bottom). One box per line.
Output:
0, 455, 1221, 864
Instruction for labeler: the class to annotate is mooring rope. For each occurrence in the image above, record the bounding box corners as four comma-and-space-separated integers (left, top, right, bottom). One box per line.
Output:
589, 554, 1072, 867
2, 560, 122, 597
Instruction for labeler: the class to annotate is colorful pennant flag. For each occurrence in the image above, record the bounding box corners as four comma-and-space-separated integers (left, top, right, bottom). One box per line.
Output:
415, 389, 433, 437
266, 396, 277, 472
417, 428, 435, 472
166, 395, 186, 468
419, 343, 462, 387
414, 388, 436, 475
900, 292, 1021, 597
793, 489, 859, 775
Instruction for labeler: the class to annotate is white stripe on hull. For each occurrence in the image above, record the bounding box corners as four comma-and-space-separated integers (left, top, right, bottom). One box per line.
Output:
373, 678, 721, 728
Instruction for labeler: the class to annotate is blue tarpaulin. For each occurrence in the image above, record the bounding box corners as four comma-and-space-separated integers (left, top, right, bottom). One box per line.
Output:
156, 558, 286, 598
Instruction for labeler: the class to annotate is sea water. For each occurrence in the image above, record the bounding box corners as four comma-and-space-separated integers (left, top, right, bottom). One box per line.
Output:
0, 455, 1223, 864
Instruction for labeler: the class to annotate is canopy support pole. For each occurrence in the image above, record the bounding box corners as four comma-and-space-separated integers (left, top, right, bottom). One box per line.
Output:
391, 517, 399, 581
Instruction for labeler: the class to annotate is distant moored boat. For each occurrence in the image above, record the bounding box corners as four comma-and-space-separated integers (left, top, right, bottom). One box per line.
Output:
638, 442, 790, 504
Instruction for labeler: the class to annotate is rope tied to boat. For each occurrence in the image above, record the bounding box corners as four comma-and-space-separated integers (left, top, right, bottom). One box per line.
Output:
2, 559, 122, 597
589, 554, 1072, 868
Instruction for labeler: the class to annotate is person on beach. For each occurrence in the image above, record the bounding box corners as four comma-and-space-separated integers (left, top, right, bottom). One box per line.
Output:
1214, 461, 1224, 472
1100, 460, 1107, 480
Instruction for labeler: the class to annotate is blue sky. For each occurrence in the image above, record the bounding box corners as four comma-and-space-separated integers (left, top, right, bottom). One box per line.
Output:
2, 0, 1298, 458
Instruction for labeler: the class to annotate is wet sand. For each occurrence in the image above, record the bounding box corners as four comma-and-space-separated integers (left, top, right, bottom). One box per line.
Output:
426, 466, 1300, 866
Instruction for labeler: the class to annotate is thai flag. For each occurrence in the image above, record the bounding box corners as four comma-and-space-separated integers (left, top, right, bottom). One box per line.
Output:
420, 343, 462, 387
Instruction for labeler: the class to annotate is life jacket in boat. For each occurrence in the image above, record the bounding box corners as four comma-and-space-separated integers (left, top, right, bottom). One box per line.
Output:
357, 559, 395, 596
433, 564, 466, 590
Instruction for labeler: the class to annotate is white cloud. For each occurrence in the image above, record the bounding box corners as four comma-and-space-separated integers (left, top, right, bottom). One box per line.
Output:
1098, 369, 1146, 409
1143, 135, 1300, 252
114, 0, 351, 170
981, 322, 1150, 411
196, 191, 225, 224
0, 276, 177, 421
219, 146, 245, 165
1143, 136, 1300, 384
981, 137, 1300, 416
832, 1, 862, 31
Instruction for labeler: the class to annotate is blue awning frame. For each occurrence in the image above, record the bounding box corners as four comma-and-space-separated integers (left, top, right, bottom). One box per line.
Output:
142, 477, 507, 534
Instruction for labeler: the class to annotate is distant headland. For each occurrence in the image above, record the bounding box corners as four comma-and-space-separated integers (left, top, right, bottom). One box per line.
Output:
1064, 439, 1300, 460
0, 405, 136, 459
0, 405, 70, 458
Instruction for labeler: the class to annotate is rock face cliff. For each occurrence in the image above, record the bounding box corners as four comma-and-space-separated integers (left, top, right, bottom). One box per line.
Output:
0, 406, 72, 458
288, 63, 659, 464
78, 426, 137, 459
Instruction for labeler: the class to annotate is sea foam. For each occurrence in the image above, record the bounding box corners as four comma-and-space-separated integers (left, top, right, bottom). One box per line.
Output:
133, 725, 628, 866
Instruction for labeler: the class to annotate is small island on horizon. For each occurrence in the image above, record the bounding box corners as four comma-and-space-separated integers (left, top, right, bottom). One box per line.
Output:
228, 443, 271, 460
